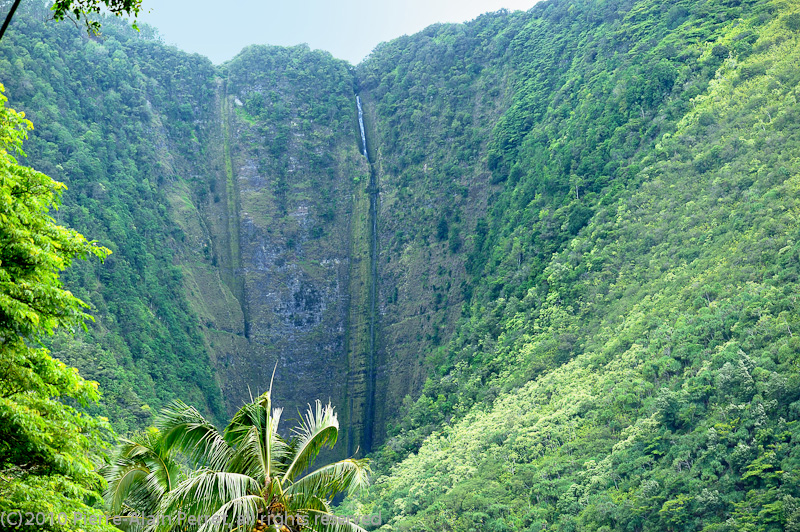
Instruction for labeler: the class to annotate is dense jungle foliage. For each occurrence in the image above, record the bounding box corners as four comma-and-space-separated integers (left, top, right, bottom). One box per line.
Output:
350, 0, 800, 530
2, 0, 800, 530
0, 82, 115, 529
0, 3, 226, 431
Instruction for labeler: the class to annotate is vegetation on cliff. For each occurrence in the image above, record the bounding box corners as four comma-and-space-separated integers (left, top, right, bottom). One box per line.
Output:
0, 2, 225, 431
3, 0, 800, 530
350, 0, 800, 530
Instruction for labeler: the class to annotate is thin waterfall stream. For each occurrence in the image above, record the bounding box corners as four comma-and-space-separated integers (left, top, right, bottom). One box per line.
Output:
357, 96, 369, 159
356, 94, 377, 453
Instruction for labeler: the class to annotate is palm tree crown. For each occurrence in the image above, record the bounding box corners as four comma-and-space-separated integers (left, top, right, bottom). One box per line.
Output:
104, 388, 370, 532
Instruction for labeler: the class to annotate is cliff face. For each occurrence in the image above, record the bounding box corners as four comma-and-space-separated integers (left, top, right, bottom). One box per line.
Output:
153, 34, 523, 452
196, 46, 370, 432
354, 16, 519, 445
139, 44, 376, 444
2, 2, 534, 451
0, 7, 376, 440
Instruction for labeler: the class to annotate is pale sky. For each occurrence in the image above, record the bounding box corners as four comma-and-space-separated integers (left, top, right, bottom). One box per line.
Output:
137, 0, 539, 65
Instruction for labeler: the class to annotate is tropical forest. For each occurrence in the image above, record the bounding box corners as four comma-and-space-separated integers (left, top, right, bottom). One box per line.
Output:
2, 0, 800, 530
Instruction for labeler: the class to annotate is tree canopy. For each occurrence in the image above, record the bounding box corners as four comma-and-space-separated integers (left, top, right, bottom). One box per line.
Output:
0, 82, 114, 530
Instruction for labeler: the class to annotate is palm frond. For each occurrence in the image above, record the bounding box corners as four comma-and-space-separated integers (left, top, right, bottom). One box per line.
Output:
103, 462, 149, 513
225, 400, 266, 443
285, 458, 370, 508
159, 470, 261, 525
282, 400, 339, 482
226, 424, 267, 482
103, 431, 183, 515
157, 400, 233, 470
196, 495, 263, 532
268, 407, 287, 476
226, 404, 289, 477
296, 495, 331, 514
107, 394, 365, 532
272, 407, 283, 434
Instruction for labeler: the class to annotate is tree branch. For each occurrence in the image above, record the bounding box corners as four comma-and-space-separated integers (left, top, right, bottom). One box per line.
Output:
0, 0, 22, 41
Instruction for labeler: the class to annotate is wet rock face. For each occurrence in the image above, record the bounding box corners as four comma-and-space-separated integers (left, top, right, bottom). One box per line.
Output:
167, 42, 501, 453
239, 206, 337, 337
228, 188, 352, 425
188, 46, 366, 444
281, 278, 324, 329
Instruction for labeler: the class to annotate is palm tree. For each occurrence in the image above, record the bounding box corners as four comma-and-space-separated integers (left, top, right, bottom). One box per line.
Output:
104, 384, 370, 532
102, 427, 185, 529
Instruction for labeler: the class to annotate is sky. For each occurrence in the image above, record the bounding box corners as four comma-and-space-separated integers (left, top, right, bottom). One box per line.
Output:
137, 0, 539, 65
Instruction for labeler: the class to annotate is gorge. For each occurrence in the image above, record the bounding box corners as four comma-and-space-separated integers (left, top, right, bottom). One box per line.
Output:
3, 0, 800, 528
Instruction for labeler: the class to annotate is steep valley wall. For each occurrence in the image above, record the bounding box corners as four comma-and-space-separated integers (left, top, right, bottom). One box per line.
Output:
0, 8, 383, 441
159, 45, 378, 449
7, 0, 800, 527
0, 4, 575, 451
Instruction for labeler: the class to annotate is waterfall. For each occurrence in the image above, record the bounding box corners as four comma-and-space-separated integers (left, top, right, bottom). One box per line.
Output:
351, 93, 377, 454
356, 95, 369, 160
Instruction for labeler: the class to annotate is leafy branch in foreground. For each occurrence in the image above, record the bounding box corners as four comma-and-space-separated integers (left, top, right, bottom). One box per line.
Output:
1, 0, 142, 41
0, 82, 114, 530
50, 0, 142, 35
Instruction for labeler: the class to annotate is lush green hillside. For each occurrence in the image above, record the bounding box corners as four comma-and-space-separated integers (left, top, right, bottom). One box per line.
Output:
0, 5, 226, 430
363, 0, 771, 459
349, 0, 800, 530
